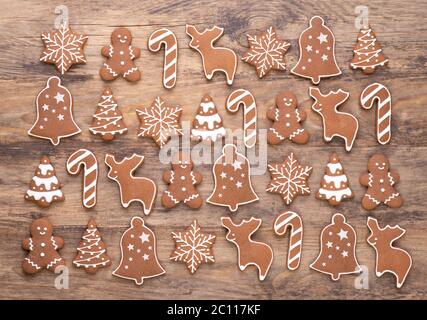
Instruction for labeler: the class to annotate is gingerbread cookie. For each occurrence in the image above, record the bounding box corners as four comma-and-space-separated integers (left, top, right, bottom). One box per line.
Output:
267, 91, 309, 145
291, 16, 341, 84
25, 155, 64, 208
105, 154, 156, 215
310, 87, 359, 152
73, 219, 111, 274
148, 28, 178, 89
186, 25, 237, 85
66, 149, 98, 209
136, 96, 183, 148
28, 76, 81, 146
226, 89, 257, 148
310, 213, 361, 281
360, 154, 402, 210
89, 88, 128, 141
367, 217, 412, 288
162, 152, 202, 209
113, 217, 165, 285
207, 144, 259, 212
350, 25, 388, 74
191, 94, 226, 142
170, 220, 215, 274
100, 27, 141, 82
222, 217, 273, 281
22, 218, 65, 274
267, 153, 312, 205
40, 23, 87, 74
316, 152, 353, 206
242, 26, 290, 78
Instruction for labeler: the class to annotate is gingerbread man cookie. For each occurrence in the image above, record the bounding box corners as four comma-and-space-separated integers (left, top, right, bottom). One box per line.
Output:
360, 154, 403, 210
267, 91, 309, 145
162, 152, 203, 209
22, 218, 65, 274
100, 28, 141, 82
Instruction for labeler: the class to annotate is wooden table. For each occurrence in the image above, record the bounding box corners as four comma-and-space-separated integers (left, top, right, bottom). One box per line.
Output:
0, 0, 426, 300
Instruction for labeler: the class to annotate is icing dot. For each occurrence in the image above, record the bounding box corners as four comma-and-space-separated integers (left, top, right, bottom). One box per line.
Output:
285, 113, 290, 118
120, 61, 125, 65
120, 51, 124, 55
124, 265, 128, 269
40, 252, 45, 257
381, 188, 385, 192
285, 123, 290, 127
181, 176, 185, 180
182, 187, 186, 192
41, 243, 45, 247
379, 179, 384, 183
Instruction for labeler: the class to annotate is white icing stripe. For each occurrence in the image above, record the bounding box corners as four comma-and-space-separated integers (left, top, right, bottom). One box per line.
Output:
191, 127, 226, 142
85, 164, 97, 175
149, 30, 174, 46
26, 189, 63, 202
200, 101, 215, 112
290, 240, 302, 250
166, 43, 177, 55
32, 176, 58, 189
288, 253, 301, 263
67, 151, 92, 170
318, 188, 352, 202
227, 91, 251, 108
195, 114, 222, 129
39, 164, 54, 175
327, 163, 342, 174
378, 109, 391, 123
323, 174, 348, 188
361, 85, 382, 105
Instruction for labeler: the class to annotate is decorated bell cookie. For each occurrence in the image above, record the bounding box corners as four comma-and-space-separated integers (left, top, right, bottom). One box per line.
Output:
310, 213, 361, 281
73, 219, 111, 274
100, 27, 141, 82
191, 94, 226, 142
316, 152, 353, 206
186, 24, 237, 85
242, 26, 290, 78
267, 91, 309, 145
222, 217, 273, 281
350, 25, 388, 74
291, 16, 341, 84
40, 23, 87, 74
360, 154, 402, 210
28, 76, 81, 146
310, 87, 359, 152
267, 152, 312, 205
136, 96, 183, 148
25, 155, 64, 208
170, 220, 215, 274
207, 144, 259, 212
113, 217, 165, 285
105, 154, 156, 215
367, 217, 412, 288
22, 218, 65, 274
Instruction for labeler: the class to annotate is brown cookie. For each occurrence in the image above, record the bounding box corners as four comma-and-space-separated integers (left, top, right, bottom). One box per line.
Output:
100, 27, 141, 82
113, 217, 165, 285
360, 154, 403, 210
25, 155, 64, 208
22, 217, 65, 274
221, 217, 273, 281
105, 153, 157, 215
367, 217, 412, 288
191, 94, 226, 142
28, 76, 81, 146
267, 91, 309, 145
291, 16, 341, 84
40, 23, 87, 74
162, 152, 202, 209
350, 25, 388, 74
73, 219, 111, 274
242, 26, 290, 78
310, 87, 359, 152
186, 24, 237, 85
170, 220, 215, 274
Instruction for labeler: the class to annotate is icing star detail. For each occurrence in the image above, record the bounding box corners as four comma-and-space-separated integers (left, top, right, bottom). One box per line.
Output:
42, 104, 49, 111
54, 92, 65, 103
139, 232, 150, 243
317, 33, 328, 44
232, 160, 242, 171
337, 229, 348, 240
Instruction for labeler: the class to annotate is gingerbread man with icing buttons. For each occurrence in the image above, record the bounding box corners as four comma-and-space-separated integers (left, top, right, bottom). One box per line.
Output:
267, 91, 309, 145
100, 27, 141, 82
161, 152, 203, 209
360, 154, 403, 210
22, 218, 65, 274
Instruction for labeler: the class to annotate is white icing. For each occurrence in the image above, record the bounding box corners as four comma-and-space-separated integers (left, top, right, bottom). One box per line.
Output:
327, 163, 342, 174
191, 127, 226, 142
26, 189, 63, 202
32, 176, 58, 190
323, 174, 347, 188
318, 188, 352, 202
200, 101, 215, 112
195, 114, 222, 129
38, 164, 54, 175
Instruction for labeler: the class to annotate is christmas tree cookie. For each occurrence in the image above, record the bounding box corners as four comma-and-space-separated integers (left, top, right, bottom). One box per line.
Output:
191, 94, 226, 142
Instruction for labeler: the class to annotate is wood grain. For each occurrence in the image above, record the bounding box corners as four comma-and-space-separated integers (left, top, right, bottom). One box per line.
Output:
0, 0, 426, 300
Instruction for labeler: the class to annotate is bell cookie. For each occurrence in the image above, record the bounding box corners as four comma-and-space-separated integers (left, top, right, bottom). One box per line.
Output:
191, 94, 226, 142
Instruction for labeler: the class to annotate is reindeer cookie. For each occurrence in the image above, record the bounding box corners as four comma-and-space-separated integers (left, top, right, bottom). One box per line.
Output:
367, 217, 412, 288
105, 154, 156, 215
360, 154, 402, 210
100, 28, 141, 82
267, 91, 309, 145
162, 152, 203, 209
310, 87, 359, 152
186, 25, 237, 85
22, 218, 65, 274
221, 217, 273, 281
